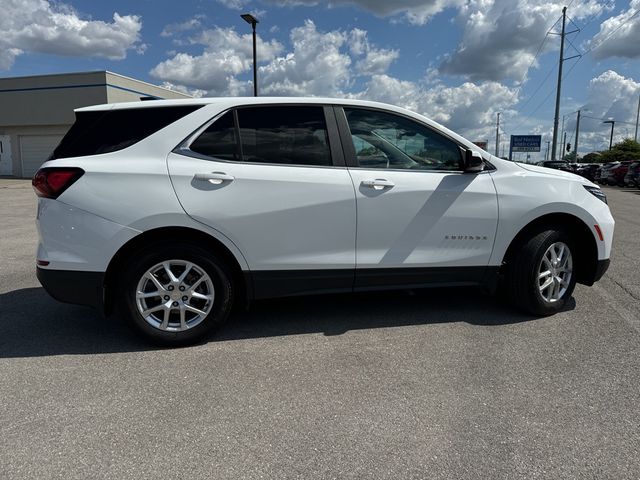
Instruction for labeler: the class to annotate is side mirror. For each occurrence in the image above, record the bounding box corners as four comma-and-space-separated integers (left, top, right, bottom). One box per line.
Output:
464, 150, 484, 173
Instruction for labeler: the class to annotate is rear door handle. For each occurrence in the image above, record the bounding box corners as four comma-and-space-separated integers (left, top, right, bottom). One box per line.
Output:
194, 172, 235, 185
361, 179, 395, 190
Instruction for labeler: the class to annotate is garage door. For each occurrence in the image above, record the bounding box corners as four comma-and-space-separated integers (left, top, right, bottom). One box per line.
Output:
20, 135, 63, 178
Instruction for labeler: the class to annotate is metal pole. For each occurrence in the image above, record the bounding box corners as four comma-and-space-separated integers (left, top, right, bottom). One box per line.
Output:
494, 112, 500, 157
545, 141, 550, 161
563, 131, 567, 160
635, 94, 639, 142
608, 121, 615, 150
559, 115, 565, 158
574, 110, 581, 161
551, 6, 567, 162
251, 23, 258, 97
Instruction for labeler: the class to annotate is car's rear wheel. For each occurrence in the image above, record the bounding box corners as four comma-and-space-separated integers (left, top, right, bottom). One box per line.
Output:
116, 243, 234, 346
505, 229, 576, 316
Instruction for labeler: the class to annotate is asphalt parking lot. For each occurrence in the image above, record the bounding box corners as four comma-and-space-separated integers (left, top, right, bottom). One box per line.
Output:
1, 179, 639, 479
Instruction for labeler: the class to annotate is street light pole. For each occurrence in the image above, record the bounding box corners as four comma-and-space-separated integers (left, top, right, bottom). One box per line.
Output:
559, 114, 565, 158
603, 120, 615, 150
635, 94, 640, 142
241, 13, 259, 97
494, 112, 500, 157
545, 141, 550, 161
574, 109, 581, 161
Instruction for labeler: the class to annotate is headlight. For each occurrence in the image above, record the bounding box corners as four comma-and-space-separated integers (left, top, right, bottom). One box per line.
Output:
584, 185, 607, 204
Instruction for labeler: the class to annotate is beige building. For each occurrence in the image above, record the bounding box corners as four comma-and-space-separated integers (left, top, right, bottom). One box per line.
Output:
0, 71, 191, 178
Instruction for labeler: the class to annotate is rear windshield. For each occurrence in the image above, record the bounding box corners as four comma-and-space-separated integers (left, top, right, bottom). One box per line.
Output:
50, 105, 202, 160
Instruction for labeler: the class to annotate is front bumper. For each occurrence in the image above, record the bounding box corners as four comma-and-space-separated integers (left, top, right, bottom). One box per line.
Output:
36, 267, 104, 309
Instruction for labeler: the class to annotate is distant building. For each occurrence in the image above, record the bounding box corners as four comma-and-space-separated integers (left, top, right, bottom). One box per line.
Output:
0, 71, 191, 178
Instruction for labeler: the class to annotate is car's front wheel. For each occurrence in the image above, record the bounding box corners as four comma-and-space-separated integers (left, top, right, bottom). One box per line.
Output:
505, 229, 577, 316
116, 243, 234, 346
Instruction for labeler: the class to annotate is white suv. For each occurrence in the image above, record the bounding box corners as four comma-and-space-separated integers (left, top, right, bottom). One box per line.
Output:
33, 98, 614, 345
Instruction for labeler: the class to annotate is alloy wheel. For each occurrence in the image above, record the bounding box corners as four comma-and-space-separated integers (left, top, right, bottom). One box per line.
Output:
135, 260, 215, 332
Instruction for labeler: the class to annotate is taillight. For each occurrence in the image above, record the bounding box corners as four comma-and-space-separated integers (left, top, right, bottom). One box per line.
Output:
32, 167, 84, 199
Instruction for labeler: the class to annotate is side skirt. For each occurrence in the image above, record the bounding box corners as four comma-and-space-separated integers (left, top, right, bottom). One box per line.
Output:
246, 266, 500, 300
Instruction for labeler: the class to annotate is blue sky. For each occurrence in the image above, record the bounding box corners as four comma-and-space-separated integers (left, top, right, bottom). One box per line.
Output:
2, 0, 640, 159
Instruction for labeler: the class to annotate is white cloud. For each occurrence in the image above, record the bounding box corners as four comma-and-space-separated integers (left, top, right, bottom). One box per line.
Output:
439, 0, 611, 82
160, 16, 203, 38
274, 0, 463, 24
565, 70, 640, 151
355, 74, 518, 140
356, 48, 400, 75
258, 20, 352, 95
589, 0, 640, 59
151, 21, 399, 97
0, 0, 142, 70
150, 19, 522, 141
150, 27, 283, 94
215, 0, 249, 10
346, 29, 399, 75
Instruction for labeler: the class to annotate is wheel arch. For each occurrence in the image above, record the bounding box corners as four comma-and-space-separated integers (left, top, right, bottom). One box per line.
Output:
103, 226, 251, 314
501, 212, 599, 286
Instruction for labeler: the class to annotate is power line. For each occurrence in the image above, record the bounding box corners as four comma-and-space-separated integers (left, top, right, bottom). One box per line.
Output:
511, 5, 637, 135
582, 7, 640, 56
511, 56, 582, 133
517, 63, 556, 112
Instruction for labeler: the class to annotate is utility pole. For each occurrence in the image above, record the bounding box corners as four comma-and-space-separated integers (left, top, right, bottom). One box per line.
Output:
574, 109, 581, 161
494, 112, 501, 157
635, 94, 640, 142
549, 8, 579, 161
563, 131, 567, 161
551, 7, 567, 162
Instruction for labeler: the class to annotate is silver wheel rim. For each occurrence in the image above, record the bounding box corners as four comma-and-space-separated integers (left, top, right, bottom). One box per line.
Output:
537, 242, 573, 303
135, 260, 215, 332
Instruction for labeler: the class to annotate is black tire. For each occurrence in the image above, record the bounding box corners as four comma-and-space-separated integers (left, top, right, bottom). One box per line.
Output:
505, 228, 577, 316
116, 242, 234, 346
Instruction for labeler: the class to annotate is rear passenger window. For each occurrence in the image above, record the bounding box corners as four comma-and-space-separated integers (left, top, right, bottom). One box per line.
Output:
237, 106, 332, 166
189, 111, 239, 161
50, 105, 202, 160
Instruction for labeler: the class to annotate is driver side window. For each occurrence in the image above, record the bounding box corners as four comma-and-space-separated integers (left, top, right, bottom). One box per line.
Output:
344, 108, 462, 171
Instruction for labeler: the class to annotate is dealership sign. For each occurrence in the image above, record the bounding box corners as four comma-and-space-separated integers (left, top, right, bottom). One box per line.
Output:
510, 135, 541, 152
508, 135, 541, 160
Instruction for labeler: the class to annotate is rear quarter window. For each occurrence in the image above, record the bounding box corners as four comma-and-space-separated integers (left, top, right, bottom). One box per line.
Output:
50, 105, 202, 160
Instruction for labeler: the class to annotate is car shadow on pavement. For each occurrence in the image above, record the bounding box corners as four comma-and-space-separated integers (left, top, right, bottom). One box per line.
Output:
0, 286, 574, 358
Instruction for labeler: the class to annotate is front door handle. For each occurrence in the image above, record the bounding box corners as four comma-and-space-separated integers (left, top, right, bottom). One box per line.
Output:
194, 172, 235, 185
361, 179, 395, 190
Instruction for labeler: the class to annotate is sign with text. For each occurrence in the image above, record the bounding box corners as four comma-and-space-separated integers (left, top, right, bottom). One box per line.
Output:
472, 140, 488, 150
510, 135, 541, 152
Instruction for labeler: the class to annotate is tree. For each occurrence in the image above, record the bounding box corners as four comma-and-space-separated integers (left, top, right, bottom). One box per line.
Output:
598, 138, 640, 163
582, 152, 603, 163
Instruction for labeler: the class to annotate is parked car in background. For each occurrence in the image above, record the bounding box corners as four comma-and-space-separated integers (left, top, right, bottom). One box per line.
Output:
598, 162, 619, 185
577, 164, 601, 182
608, 161, 633, 186
33, 97, 614, 346
624, 161, 640, 187
537, 161, 570, 170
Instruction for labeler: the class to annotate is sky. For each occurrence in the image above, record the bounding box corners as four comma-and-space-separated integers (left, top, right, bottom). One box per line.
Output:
1, 0, 640, 161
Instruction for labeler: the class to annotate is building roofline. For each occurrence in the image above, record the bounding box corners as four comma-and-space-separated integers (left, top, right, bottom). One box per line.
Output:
0, 70, 107, 81
0, 70, 191, 98
104, 71, 191, 97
